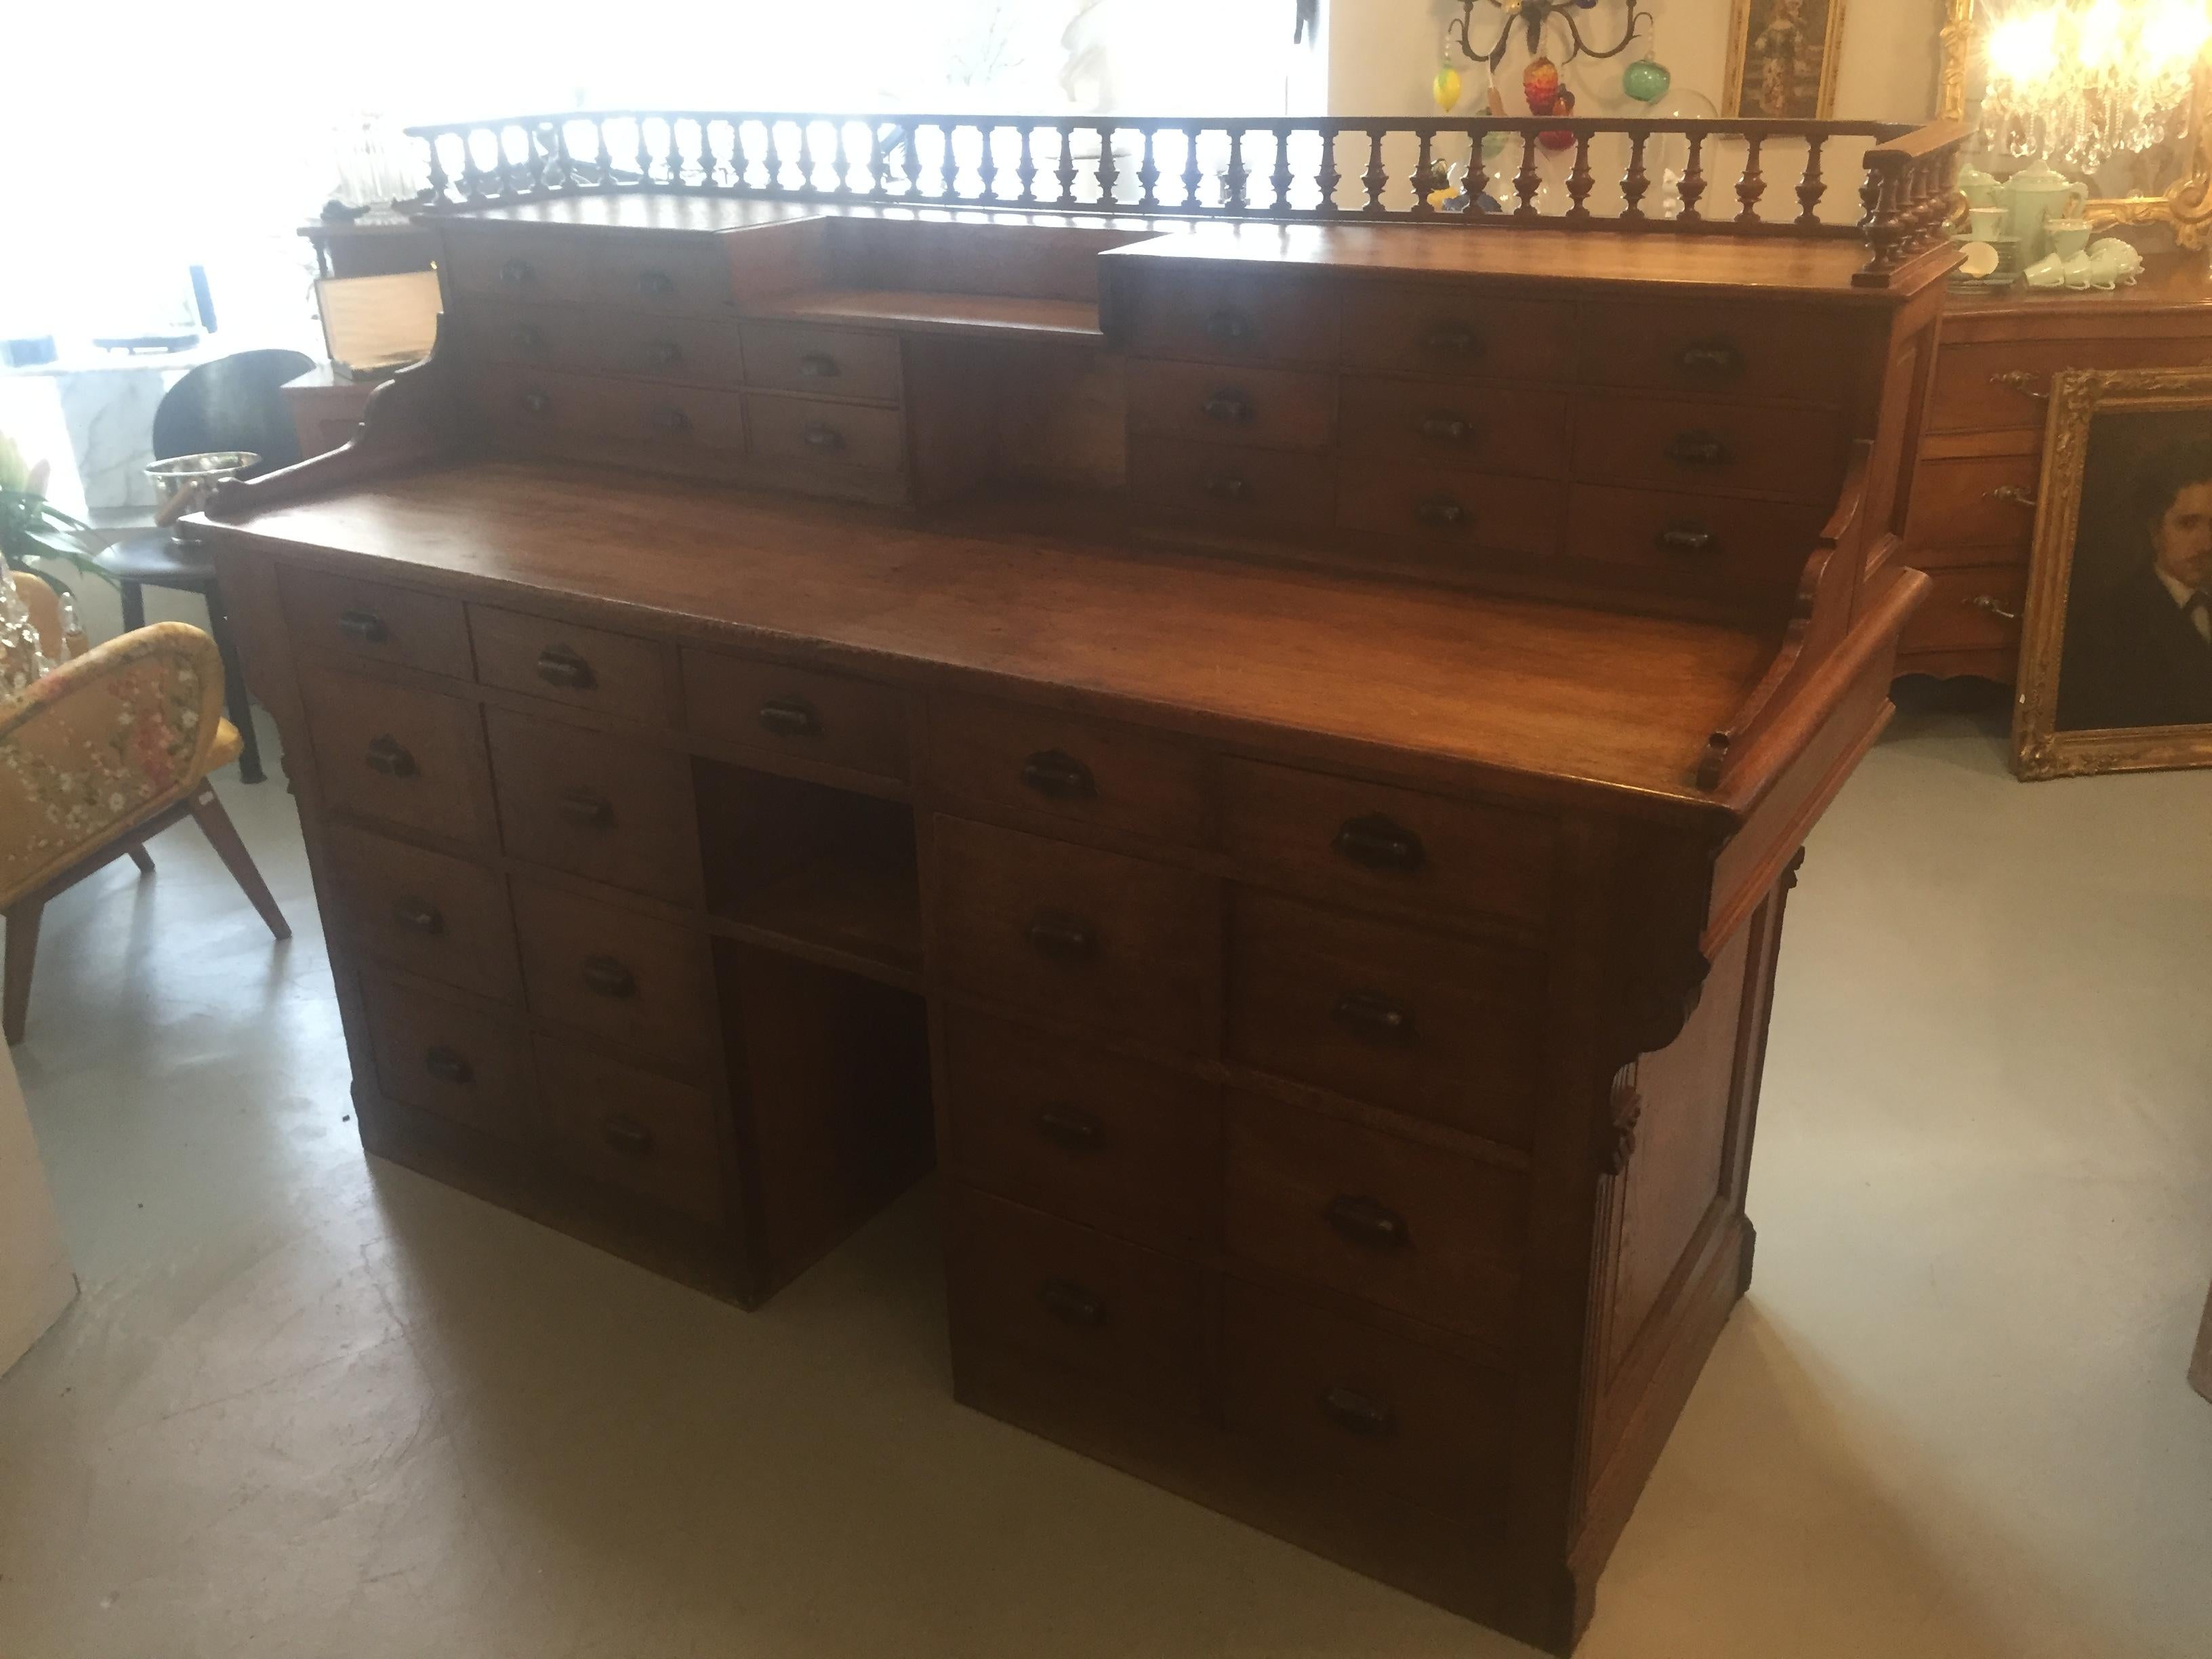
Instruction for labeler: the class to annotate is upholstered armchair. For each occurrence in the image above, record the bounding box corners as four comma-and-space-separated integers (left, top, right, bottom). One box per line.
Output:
0, 577, 288, 1043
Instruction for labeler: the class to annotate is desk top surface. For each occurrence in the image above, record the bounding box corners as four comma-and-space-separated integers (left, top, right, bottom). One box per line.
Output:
211, 459, 1769, 815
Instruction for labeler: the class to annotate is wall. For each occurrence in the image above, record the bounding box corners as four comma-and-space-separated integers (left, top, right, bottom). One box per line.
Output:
0, 1040, 75, 1376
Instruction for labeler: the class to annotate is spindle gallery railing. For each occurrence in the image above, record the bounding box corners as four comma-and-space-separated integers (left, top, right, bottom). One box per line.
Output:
404, 112, 1969, 283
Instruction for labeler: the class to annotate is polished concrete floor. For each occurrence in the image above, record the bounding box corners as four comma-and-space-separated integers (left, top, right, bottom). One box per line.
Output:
1, 697, 2208, 1659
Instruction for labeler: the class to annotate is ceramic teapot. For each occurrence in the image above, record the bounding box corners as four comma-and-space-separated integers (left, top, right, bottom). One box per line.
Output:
2002, 161, 2089, 260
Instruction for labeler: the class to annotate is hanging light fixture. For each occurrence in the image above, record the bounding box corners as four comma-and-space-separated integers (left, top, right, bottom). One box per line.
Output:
1978, 0, 2212, 172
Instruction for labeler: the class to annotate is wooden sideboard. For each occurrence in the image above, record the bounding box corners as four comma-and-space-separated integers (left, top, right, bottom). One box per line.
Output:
195, 110, 1961, 1656
1899, 259, 2212, 682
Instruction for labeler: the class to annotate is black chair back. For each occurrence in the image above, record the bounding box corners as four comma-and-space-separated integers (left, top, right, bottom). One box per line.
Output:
151, 348, 315, 477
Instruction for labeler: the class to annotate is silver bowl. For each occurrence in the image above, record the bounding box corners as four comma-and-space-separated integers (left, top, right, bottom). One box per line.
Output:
145, 450, 258, 513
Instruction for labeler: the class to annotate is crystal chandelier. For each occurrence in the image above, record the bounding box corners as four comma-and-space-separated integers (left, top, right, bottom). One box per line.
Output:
1978, 0, 2212, 172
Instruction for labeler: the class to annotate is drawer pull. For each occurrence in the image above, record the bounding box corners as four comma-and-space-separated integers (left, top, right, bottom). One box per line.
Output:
636, 270, 676, 297
1664, 431, 1731, 466
802, 422, 846, 453
1019, 748, 1096, 801
1025, 910, 1097, 961
390, 896, 444, 936
1318, 1384, 1399, 1438
1418, 414, 1472, 443
1988, 483, 2039, 510
336, 609, 388, 644
1036, 1103, 1104, 1151
1038, 1277, 1107, 1327
1414, 496, 1469, 529
647, 405, 691, 434
1678, 340, 1744, 376
363, 736, 417, 779
519, 390, 552, 415
1204, 308, 1256, 342
1970, 594, 2021, 623
645, 339, 682, 369
756, 695, 822, 737
558, 787, 614, 829
1332, 989, 1414, 1044
1655, 522, 1717, 554
602, 1115, 655, 1155
1203, 472, 1252, 502
1201, 394, 1253, 425
1990, 369, 2049, 402
1333, 813, 1425, 872
534, 645, 596, 690
1326, 1193, 1410, 1250
510, 322, 544, 350
423, 1046, 473, 1085
581, 954, 637, 998
1424, 324, 1481, 356
798, 352, 841, 378
497, 258, 532, 287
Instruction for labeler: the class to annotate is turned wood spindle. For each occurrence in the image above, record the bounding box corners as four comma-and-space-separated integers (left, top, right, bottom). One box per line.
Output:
1513, 132, 1542, 217
1137, 127, 1160, 207
1567, 132, 1596, 219
665, 118, 685, 188
1017, 124, 1040, 203
1736, 134, 1767, 223
1097, 125, 1119, 205
1223, 127, 1247, 210
1181, 128, 1204, 208
760, 121, 783, 191
1362, 129, 1389, 213
633, 117, 653, 187
1315, 123, 1342, 213
1621, 131, 1650, 220
423, 134, 451, 201
1057, 123, 1080, 205
593, 119, 615, 190
1271, 129, 1294, 211
977, 123, 1000, 202
1467, 131, 1491, 216
1410, 127, 1437, 217
1679, 129, 1708, 220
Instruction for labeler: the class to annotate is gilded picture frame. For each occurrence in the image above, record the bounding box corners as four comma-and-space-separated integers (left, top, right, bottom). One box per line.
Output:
2012, 367, 2212, 781
1722, 0, 1848, 121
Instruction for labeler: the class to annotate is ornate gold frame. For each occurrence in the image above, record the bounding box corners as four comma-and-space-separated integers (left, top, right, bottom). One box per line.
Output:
1723, 0, 1849, 121
1940, 1, 2212, 248
2012, 367, 2212, 781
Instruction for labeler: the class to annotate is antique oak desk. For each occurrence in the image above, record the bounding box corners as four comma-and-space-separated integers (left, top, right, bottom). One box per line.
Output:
199, 111, 1963, 1654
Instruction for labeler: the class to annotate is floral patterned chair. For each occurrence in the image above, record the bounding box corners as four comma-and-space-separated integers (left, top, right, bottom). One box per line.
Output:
0, 577, 287, 1043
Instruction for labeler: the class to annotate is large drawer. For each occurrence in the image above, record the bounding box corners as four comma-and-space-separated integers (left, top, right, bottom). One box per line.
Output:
1572, 393, 1847, 504
737, 321, 903, 403
587, 234, 735, 316
1339, 285, 1573, 385
926, 693, 1210, 848
1563, 484, 1830, 597
280, 566, 473, 680
1112, 268, 1338, 368
442, 229, 590, 305
483, 367, 749, 453
469, 604, 683, 727
1221, 1277, 1512, 1525
1225, 889, 1542, 1147
538, 1037, 726, 1227
1126, 436, 1334, 540
1902, 453, 2041, 558
484, 707, 701, 902
590, 310, 747, 387
1222, 1092, 1525, 1342
683, 649, 909, 779
361, 970, 532, 1144
1336, 457, 1558, 558
1336, 375, 1571, 480
744, 392, 905, 472
930, 817, 1213, 1052
1126, 359, 1334, 451
326, 823, 520, 1003
942, 1007, 1218, 1252
945, 1185, 1208, 1412
1218, 759, 1552, 931
300, 673, 494, 845
451, 300, 591, 372
1574, 298, 1861, 407
510, 880, 718, 1072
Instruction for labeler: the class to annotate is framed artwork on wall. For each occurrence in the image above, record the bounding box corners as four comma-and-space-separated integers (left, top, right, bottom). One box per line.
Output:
1722, 0, 1847, 121
2013, 368, 2212, 780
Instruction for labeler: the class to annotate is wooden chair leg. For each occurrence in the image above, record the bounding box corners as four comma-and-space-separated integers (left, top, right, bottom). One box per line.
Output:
5, 898, 43, 1045
128, 845, 155, 875
120, 579, 146, 635
202, 583, 265, 785
187, 783, 289, 940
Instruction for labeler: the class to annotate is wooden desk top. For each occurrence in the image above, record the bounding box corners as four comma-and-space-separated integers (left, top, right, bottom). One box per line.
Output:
209, 459, 1769, 817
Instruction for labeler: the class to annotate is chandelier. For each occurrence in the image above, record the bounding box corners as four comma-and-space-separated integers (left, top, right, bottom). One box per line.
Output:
1978, 0, 2212, 172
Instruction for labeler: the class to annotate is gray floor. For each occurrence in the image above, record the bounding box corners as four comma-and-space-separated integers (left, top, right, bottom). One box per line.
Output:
1, 699, 2208, 1659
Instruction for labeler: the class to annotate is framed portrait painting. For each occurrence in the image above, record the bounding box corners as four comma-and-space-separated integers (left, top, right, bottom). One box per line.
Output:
2013, 368, 2212, 780
1723, 0, 1847, 121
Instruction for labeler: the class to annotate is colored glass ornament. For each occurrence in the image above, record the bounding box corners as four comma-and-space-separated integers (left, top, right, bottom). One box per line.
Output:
1622, 56, 1671, 104
1522, 54, 1561, 115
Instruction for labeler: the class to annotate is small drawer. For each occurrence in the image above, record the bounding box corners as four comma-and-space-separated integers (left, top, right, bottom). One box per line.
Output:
744, 393, 905, 472
1926, 336, 2211, 434
326, 823, 519, 1003
470, 604, 682, 726
682, 649, 908, 779
930, 817, 1212, 1052
927, 693, 1210, 848
1222, 1277, 1512, 1525
442, 230, 590, 305
511, 881, 717, 1071
1111, 268, 1338, 367
1340, 285, 1573, 385
1225, 889, 1541, 1147
1897, 562, 2026, 655
590, 310, 746, 386
300, 673, 494, 846
1127, 359, 1334, 452
945, 1185, 1207, 1411
1336, 459, 1557, 558
1218, 759, 1553, 932
1126, 436, 1334, 541
1222, 1092, 1526, 1340
453, 300, 589, 370
1902, 454, 2042, 558
588, 235, 734, 316
943, 1007, 1218, 1252
361, 971, 531, 1143
539, 1037, 726, 1227
484, 707, 701, 903
480, 368, 746, 451
738, 321, 903, 403
1336, 375, 1571, 480
1563, 485, 1831, 596
279, 566, 472, 680
1574, 299, 1860, 407
1572, 393, 1847, 504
